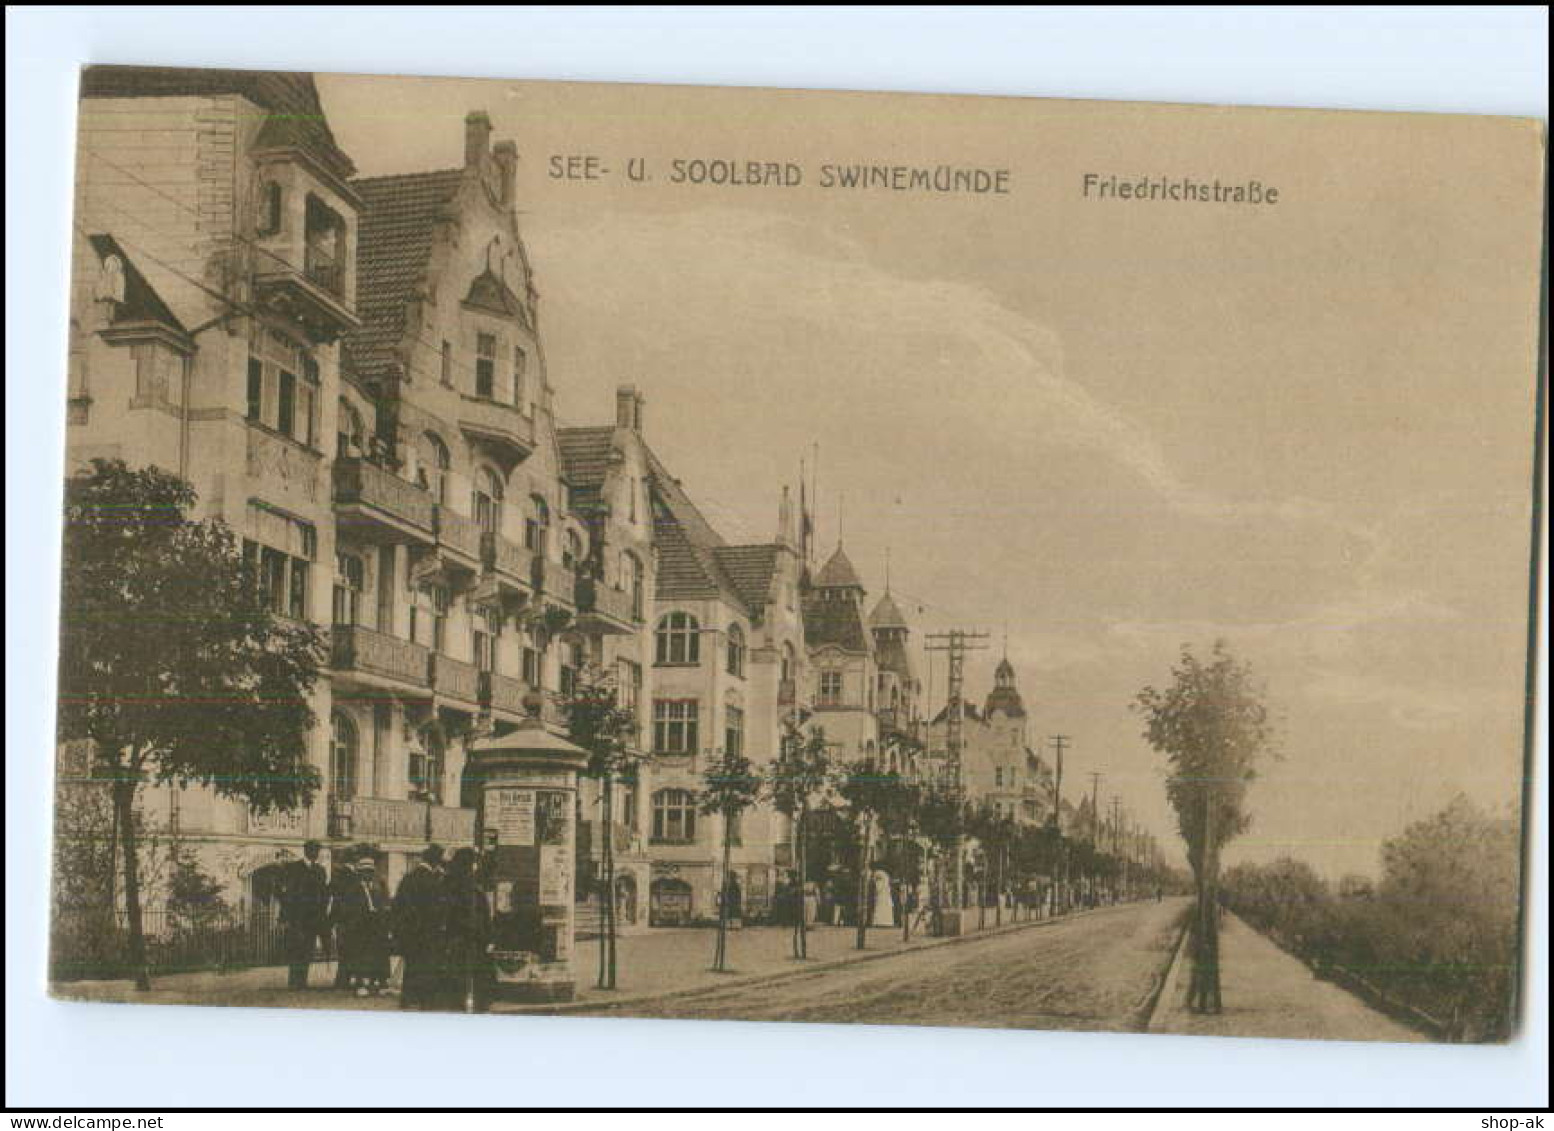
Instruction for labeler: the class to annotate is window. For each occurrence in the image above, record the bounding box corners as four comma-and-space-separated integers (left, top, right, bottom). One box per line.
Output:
473, 606, 500, 673
513, 345, 527, 408
725, 705, 744, 758
246, 358, 263, 421
424, 433, 450, 505
995, 767, 1003, 788
441, 340, 453, 387
474, 467, 504, 535
560, 640, 583, 698
525, 495, 550, 555
563, 529, 583, 572
332, 552, 363, 625
258, 182, 283, 236
409, 728, 445, 804
476, 332, 496, 398
726, 624, 746, 678
780, 644, 794, 685
417, 583, 449, 653
652, 699, 699, 755
617, 659, 642, 738
655, 612, 700, 665
248, 330, 315, 444
624, 552, 645, 619
819, 670, 843, 706
652, 789, 697, 843
337, 399, 364, 459
522, 646, 541, 688
246, 539, 312, 621
329, 712, 357, 800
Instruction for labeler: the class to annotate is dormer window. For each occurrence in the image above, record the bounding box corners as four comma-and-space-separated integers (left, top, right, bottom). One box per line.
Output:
303, 195, 344, 296
513, 344, 528, 409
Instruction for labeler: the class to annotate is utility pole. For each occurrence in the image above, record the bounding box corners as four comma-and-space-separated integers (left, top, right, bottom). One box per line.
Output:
925, 629, 990, 913
1049, 735, 1071, 911
1111, 796, 1123, 903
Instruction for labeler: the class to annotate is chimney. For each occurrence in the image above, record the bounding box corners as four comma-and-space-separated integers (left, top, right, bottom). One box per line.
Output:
465, 111, 492, 168
633, 390, 645, 433
616, 385, 638, 431
777, 485, 795, 548
493, 140, 518, 204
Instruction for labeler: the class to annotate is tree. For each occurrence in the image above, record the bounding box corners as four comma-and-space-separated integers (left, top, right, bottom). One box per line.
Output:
563, 662, 643, 990
1133, 640, 1273, 1014
56, 460, 325, 988
915, 782, 966, 935
835, 757, 915, 950
699, 750, 762, 972
767, 713, 832, 958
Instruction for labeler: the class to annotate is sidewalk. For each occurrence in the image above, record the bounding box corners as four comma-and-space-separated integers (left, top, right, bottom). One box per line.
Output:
1148, 910, 1425, 1043
51, 904, 1095, 1015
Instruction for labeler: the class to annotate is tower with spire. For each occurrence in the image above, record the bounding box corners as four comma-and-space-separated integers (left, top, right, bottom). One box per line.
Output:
870, 565, 921, 745
802, 540, 882, 763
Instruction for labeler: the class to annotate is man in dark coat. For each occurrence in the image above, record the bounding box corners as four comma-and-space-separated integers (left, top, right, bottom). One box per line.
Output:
440, 848, 493, 1013
393, 844, 447, 1010
279, 841, 330, 989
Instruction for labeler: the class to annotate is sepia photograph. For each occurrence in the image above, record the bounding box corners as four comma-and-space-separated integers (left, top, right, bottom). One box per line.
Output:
9, 12, 1546, 1112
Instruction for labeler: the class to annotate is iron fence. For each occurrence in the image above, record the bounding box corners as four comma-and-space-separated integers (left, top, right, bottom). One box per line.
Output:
50, 905, 289, 982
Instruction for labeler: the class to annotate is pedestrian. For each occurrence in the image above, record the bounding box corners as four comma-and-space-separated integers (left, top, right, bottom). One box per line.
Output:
441, 848, 493, 1013
334, 856, 390, 997
394, 844, 447, 1010
279, 840, 330, 990
329, 853, 356, 989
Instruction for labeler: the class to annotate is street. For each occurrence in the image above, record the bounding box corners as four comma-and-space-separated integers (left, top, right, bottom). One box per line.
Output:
574, 897, 1189, 1031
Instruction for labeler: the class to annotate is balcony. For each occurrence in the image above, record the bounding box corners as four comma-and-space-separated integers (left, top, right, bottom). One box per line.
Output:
333, 458, 435, 544
430, 653, 481, 709
434, 506, 482, 570
482, 670, 538, 721
252, 247, 358, 345
327, 795, 475, 844
480, 531, 537, 601
330, 625, 431, 693
458, 394, 535, 467
573, 576, 640, 635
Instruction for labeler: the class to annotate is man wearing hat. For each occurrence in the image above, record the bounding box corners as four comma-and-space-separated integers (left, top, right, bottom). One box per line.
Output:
393, 844, 447, 1010
279, 840, 330, 989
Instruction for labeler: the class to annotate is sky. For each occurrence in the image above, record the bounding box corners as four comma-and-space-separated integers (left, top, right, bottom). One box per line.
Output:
318, 73, 1542, 878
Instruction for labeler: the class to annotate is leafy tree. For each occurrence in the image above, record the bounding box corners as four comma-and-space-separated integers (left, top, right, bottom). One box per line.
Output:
767, 712, 832, 958
835, 758, 915, 950
56, 460, 325, 988
915, 781, 966, 933
699, 750, 762, 972
1133, 640, 1273, 1014
562, 662, 643, 990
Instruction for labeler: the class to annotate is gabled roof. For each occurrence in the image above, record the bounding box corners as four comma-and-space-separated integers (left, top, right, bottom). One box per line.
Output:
815, 544, 864, 590
344, 167, 466, 381
713, 544, 783, 611
80, 66, 354, 183
929, 698, 984, 725
87, 234, 189, 340
869, 590, 910, 631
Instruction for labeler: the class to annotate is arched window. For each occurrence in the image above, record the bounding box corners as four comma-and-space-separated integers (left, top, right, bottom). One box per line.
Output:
336, 399, 364, 459
473, 466, 504, 534
655, 612, 700, 665
525, 494, 550, 555
624, 551, 645, 619
726, 623, 746, 678
422, 432, 450, 504
651, 788, 697, 844
330, 712, 358, 800
563, 528, 584, 572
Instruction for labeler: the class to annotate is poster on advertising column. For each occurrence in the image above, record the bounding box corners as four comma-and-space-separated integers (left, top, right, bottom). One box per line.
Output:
486, 788, 535, 846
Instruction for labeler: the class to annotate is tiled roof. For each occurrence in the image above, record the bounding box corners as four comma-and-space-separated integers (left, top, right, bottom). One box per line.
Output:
80, 66, 354, 182
344, 168, 466, 380
713, 544, 782, 611
87, 234, 188, 337
985, 686, 1027, 718
643, 446, 746, 610
815, 544, 864, 590
929, 698, 984, 725
557, 426, 616, 490
803, 593, 872, 654
869, 590, 910, 630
